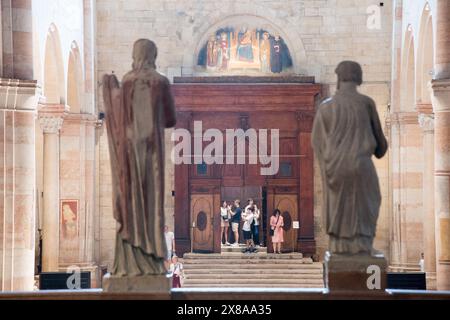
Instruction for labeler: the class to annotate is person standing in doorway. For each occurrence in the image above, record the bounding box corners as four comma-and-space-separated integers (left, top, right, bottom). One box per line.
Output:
220, 201, 231, 246
270, 209, 284, 254
230, 200, 242, 247
242, 206, 256, 253
253, 205, 261, 248
245, 199, 261, 248
165, 225, 176, 268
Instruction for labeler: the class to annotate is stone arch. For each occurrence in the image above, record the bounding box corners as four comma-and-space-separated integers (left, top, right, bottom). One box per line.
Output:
67, 41, 83, 114
184, 13, 308, 75
416, 3, 434, 104
44, 24, 65, 105
32, 17, 43, 85
400, 26, 416, 112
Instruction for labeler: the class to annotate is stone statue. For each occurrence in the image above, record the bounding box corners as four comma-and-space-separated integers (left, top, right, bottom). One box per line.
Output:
102, 39, 176, 283
312, 61, 388, 256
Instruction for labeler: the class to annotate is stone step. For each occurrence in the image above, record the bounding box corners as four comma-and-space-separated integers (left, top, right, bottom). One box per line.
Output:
183, 260, 311, 266
184, 269, 323, 275
183, 284, 325, 288
183, 279, 324, 285
183, 264, 322, 270
221, 246, 268, 253
181, 253, 324, 289
184, 253, 304, 260
185, 274, 324, 280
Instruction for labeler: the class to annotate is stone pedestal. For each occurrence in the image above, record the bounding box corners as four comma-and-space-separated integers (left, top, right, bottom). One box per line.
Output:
324, 252, 387, 292
103, 274, 171, 293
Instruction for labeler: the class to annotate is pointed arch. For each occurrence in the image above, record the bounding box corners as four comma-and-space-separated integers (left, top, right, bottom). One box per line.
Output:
416, 3, 434, 104
44, 24, 65, 105
400, 25, 416, 112
67, 41, 83, 114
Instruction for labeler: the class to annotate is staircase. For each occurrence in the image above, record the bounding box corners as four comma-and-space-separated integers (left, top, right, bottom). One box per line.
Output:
182, 249, 325, 289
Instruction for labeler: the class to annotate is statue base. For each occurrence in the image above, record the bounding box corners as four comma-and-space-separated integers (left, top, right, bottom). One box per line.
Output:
103, 273, 171, 293
324, 251, 387, 292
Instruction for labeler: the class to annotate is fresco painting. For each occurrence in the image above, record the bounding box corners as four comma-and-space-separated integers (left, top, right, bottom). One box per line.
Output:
198, 27, 293, 74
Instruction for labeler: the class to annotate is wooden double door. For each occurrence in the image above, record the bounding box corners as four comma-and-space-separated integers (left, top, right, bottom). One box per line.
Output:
173, 78, 320, 256
190, 185, 300, 253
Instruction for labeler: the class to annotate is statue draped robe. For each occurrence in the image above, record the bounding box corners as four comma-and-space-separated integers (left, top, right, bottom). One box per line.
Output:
312, 82, 388, 254
103, 68, 176, 276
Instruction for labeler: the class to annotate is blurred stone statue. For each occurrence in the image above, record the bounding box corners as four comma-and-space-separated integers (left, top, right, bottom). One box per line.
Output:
312, 61, 388, 256
102, 39, 176, 280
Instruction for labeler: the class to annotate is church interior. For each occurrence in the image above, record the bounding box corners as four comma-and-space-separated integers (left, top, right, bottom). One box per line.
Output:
1, 0, 450, 300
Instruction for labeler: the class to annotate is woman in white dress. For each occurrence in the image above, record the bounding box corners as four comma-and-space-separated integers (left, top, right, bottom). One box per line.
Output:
221, 201, 231, 246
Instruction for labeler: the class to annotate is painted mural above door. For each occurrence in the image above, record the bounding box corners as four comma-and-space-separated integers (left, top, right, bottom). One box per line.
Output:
197, 27, 293, 74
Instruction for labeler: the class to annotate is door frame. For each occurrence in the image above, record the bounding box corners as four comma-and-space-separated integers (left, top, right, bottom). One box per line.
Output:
173, 77, 321, 257
221, 186, 263, 246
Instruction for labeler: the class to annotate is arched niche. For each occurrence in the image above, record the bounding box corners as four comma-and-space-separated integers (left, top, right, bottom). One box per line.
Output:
185, 14, 308, 75
67, 41, 83, 114
400, 26, 416, 112
416, 3, 434, 104
44, 24, 65, 105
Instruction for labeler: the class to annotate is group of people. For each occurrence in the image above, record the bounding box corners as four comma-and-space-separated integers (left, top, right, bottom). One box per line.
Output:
220, 199, 286, 254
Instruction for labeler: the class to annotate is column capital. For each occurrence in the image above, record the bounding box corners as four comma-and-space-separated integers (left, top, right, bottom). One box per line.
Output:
39, 116, 64, 134
418, 113, 435, 132
431, 79, 450, 112
38, 104, 65, 134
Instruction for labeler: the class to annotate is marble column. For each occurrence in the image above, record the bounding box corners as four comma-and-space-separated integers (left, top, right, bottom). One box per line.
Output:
431, 0, 450, 291
435, 0, 450, 79
431, 80, 450, 291
418, 109, 436, 290
0, 79, 39, 291
58, 113, 99, 286
39, 106, 64, 272
388, 112, 424, 271
1, 0, 34, 80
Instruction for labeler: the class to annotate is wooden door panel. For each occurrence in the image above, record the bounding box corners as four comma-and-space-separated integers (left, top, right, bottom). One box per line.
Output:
274, 195, 298, 253
191, 195, 215, 253
174, 81, 320, 257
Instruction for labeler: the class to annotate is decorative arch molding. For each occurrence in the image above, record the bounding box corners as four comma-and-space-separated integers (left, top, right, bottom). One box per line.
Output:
44, 23, 65, 105
184, 13, 308, 75
416, 3, 434, 105
67, 41, 84, 114
400, 25, 416, 112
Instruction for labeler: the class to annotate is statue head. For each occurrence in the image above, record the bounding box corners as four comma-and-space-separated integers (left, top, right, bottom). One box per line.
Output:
132, 39, 158, 71
335, 61, 363, 89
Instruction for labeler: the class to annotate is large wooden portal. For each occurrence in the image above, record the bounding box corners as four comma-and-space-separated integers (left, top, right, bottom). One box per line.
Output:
173, 77, 321, 256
